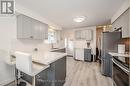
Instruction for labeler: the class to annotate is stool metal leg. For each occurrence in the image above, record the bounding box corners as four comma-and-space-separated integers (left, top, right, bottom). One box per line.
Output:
15, 67, 19, 86
32, 76, 36, 86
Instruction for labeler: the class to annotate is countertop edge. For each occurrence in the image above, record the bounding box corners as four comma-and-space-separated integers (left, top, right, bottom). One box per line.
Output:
109, 52, 130, 58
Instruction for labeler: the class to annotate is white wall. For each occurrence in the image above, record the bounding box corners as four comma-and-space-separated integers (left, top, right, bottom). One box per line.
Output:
62, 26, 96, 56
111, 0, 129, 23
0, 16, 16, 85
0, 17, 16, 51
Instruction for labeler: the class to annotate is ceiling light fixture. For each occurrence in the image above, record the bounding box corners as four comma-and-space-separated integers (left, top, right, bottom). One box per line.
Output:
73, 16, 86, 22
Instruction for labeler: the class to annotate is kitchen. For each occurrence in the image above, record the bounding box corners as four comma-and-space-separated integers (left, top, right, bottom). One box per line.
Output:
0, 0, 129, 86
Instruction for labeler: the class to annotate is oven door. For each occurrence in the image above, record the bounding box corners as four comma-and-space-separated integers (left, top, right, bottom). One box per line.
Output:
112, 58, 130, 86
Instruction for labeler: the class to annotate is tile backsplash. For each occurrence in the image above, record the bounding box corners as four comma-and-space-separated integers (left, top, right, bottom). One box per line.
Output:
11, 39, 51, 53
118, 38, 130, 52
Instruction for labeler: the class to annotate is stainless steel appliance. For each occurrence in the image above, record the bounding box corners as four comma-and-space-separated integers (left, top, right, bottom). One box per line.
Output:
98, 32, 122, 77
112, 56, 130, 86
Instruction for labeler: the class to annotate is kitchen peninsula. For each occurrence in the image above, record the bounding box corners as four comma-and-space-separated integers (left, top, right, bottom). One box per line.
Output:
7, 51, 67, 86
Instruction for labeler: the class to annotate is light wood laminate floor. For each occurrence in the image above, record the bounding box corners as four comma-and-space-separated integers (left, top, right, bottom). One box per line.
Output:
64, 57, 113, 86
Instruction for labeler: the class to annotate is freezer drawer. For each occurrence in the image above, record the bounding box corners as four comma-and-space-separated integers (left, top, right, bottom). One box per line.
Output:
101, 58, 112, 77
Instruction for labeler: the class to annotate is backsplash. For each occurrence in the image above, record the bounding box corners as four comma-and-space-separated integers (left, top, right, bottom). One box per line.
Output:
118, 38, 130, 52
11, 39, 52, 53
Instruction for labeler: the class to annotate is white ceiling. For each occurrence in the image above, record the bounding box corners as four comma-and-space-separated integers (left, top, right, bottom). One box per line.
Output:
16, 0, 125, 29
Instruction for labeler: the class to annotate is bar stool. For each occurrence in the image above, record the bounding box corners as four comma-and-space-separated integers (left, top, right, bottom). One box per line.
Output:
15, 51, 48, 86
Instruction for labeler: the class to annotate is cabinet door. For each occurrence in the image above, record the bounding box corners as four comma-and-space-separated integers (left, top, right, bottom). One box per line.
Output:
75, 48, 84, 61
17, 15, 33, 39
23, 15, 33, 39
42, 23, 48, 40
17, 15, 23, 38
55, 57, 66, 86
81, 30, 86, 40
36, 68, 50, 86
48, 57, 66, 86
75, 30, 81, 40
122, 9, 129, 38
87, 30, 92, 40
17, 14, 48, 40
75, 30, 92, 40
21, 68, 50, 86
33, 20, 48, 40
112, 15, 123, 31
112, 9, 129, 38
32, 20, 44, 40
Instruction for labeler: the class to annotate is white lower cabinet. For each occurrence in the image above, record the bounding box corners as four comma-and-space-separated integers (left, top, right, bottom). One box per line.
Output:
74, 48, 84, 61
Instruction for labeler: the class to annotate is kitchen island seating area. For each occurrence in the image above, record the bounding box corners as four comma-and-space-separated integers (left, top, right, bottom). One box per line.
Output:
6, 51, 67, 86
15, 51, 49, 86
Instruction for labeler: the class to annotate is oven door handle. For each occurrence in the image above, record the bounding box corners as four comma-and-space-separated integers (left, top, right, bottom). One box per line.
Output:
112, 59, 130, 75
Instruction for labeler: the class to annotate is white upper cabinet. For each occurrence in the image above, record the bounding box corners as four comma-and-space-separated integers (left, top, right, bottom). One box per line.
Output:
75, 30, 81, 39
42, 23, 48, 40
85, 30, 93, 41
17, 15, 32, 39
122, 9, 129, 38
81, 30, 86, 39
32, 20, 48, 40
17, 14, 48, 40
75, 29, 93, 40
112, 9, 129, 38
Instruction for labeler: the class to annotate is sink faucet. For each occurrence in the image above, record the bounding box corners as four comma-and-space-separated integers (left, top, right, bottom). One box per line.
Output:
34, 48, 38, 51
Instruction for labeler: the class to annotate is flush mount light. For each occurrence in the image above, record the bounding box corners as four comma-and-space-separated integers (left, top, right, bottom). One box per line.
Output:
73, 16, 86, 22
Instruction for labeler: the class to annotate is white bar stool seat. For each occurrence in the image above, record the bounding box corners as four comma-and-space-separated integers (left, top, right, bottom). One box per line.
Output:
15, 51, 48, 86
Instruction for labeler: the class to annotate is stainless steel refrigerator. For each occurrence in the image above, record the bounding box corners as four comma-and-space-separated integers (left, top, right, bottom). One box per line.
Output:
98, 32, 122, 77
